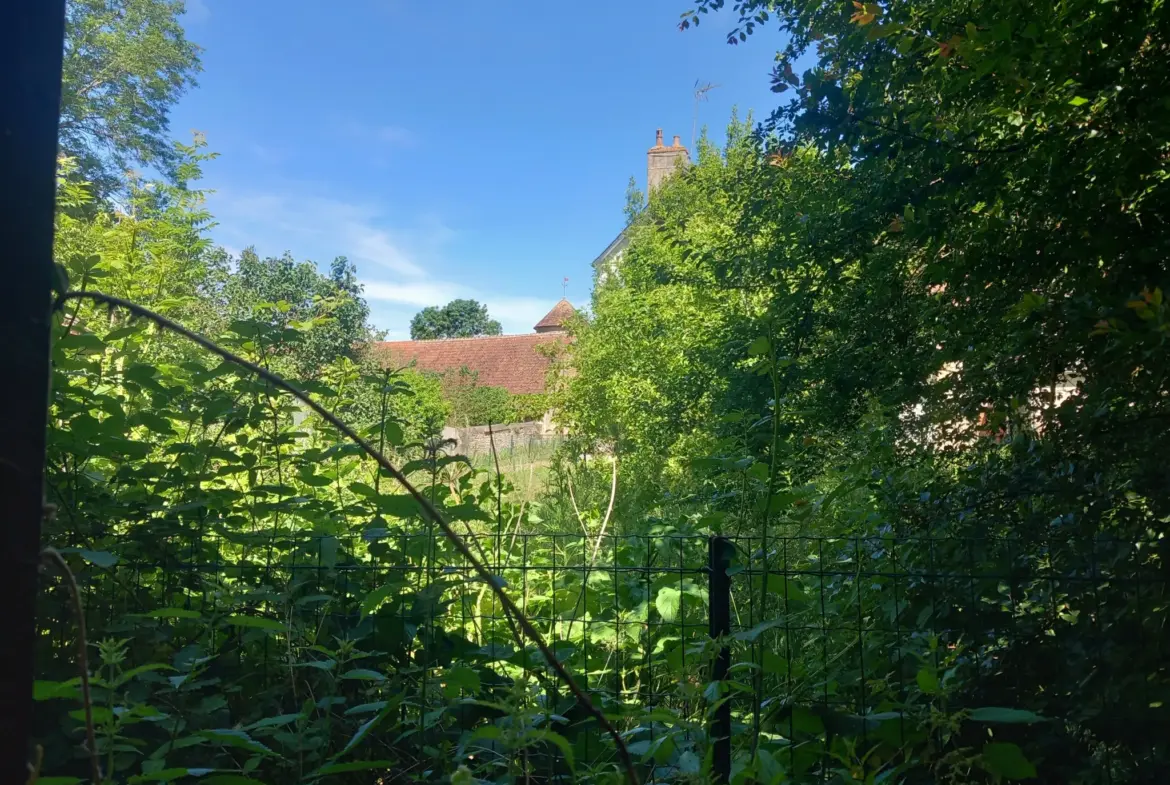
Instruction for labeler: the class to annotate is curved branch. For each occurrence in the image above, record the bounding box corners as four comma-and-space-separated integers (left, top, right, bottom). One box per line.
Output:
57, 291, 638, 785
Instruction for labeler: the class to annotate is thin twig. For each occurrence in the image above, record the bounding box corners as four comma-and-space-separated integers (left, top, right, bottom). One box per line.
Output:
487, 422, 504, 570
57, 291, 639, 785
589, 455, 619, 567
565, 473, 591, 539
566, 454, 619, 645
40, 547, 101, 785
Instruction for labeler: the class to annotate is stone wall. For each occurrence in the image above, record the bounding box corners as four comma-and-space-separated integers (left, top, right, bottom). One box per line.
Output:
441, 414, 561, 459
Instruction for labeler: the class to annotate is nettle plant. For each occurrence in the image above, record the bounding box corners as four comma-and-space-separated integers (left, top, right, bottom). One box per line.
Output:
34, 297, 714, 785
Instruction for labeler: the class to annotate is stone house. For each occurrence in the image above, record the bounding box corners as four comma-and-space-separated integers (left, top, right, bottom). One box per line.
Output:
593, 129, 690, 286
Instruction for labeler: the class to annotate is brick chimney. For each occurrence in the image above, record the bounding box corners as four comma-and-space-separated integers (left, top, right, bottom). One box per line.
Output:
647, 129, 690, 193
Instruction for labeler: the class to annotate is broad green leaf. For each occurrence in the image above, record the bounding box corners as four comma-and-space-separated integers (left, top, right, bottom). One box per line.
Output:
982, 742, 1037, 780
916, 667, 940, 694
340, 668, 386, 681
129, 769, 215, 783
226, 615, 286, 633
309, 760, 396, 778
70, 707, 113, 723
197, 729, 277, 757
747, 336, 771, 356
968, 707, 1045, 724
34, 679, 80, 700
519, 729, 575, 771
336, 704, 394, 757
143, 608, 202, 619
292, 659, 336, 671
344, 701, 388, 716
441, 666, 480, 698
113, 663, 176, 688
78, 550, 118, 568
245, 713, 304, 730
734, 618, 783, 643
360, 582, 403, 619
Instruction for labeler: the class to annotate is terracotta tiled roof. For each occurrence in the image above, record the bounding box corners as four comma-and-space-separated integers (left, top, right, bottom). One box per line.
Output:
371, 333, 566, 395
534, 298, 576, 333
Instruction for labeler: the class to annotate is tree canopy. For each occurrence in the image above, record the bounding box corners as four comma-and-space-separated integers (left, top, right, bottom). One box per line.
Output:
60, 0, 202, 194
410, 298, 503, 340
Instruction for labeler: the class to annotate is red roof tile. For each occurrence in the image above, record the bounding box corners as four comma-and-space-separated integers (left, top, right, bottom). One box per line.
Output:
371, 333, 566, 395
534, 298, 576, 333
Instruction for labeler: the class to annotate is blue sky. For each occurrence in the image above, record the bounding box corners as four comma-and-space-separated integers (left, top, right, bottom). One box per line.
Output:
174, 0, 782, 337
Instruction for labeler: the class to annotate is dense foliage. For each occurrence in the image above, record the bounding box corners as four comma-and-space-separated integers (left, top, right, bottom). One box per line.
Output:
438, 368, 550, 428
36, 0, 1170, 783
410, 300, 503, 341
60, 0, 201, 195
561, 0, 1170, 780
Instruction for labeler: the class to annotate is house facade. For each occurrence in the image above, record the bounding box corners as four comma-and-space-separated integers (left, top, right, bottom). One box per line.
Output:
592, 129, 690, 287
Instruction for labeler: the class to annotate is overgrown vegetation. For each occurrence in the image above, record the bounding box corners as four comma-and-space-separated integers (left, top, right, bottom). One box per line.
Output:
438, 368, 550, 429
33, 0, 1170, 783
560, 0, 1170, 780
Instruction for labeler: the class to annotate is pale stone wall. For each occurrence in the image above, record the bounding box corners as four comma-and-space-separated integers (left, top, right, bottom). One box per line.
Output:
441, 415, 561, 458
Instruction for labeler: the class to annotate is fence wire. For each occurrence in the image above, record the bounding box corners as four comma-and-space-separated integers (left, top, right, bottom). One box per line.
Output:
35, 528, 1168, 781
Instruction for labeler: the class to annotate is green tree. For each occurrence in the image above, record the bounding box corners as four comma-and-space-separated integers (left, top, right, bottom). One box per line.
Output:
60, 0, 202, 194
563, 0, 1170, 778
223, 249, 376, 378
410, 299, 503, 340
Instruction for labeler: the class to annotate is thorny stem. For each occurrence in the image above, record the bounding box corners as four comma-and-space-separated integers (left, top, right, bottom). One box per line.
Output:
57, 291, 640, 785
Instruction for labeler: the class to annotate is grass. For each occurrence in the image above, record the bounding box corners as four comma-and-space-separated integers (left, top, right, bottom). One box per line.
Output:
468, 437, 562, 501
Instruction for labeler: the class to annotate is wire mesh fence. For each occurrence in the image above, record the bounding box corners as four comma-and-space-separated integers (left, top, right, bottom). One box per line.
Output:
35, 527, 1168, 781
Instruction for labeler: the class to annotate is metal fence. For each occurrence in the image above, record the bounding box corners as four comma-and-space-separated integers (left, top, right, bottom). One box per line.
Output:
37, 528, 1169, 782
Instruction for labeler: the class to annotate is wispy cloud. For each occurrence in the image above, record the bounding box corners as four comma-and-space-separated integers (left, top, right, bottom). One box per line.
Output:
207, 186, 553, 336
363, 280, 461, 308
185, 0, 211, 23
362, 285, 557, 335
213, 189, 427, 278
333, 118, 416, 149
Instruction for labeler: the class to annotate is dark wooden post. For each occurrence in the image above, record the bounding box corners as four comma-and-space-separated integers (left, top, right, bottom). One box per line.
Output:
708, 536, 732, 784
0, 1, 66, 780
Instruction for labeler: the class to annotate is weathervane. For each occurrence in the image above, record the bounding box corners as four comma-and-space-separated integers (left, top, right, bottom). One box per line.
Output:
563, 277, 569, 298
693, 80, 720, 149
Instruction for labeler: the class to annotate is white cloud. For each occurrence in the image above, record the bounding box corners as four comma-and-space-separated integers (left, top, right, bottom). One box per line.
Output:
375, 126, 413, 146
208, 186, 559, 338
185, 0, 211, 23
212, 189, 426, 278
362, 284, 560, 336
362, 280, 462, 308
483, 296, 560, 332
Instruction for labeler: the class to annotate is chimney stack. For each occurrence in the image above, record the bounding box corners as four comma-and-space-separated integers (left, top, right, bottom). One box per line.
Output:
647, 128, 690, 193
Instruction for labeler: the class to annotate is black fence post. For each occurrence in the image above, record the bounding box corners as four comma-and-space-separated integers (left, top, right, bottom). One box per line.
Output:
708, 536, 732, 785
0, 1, 66, 781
